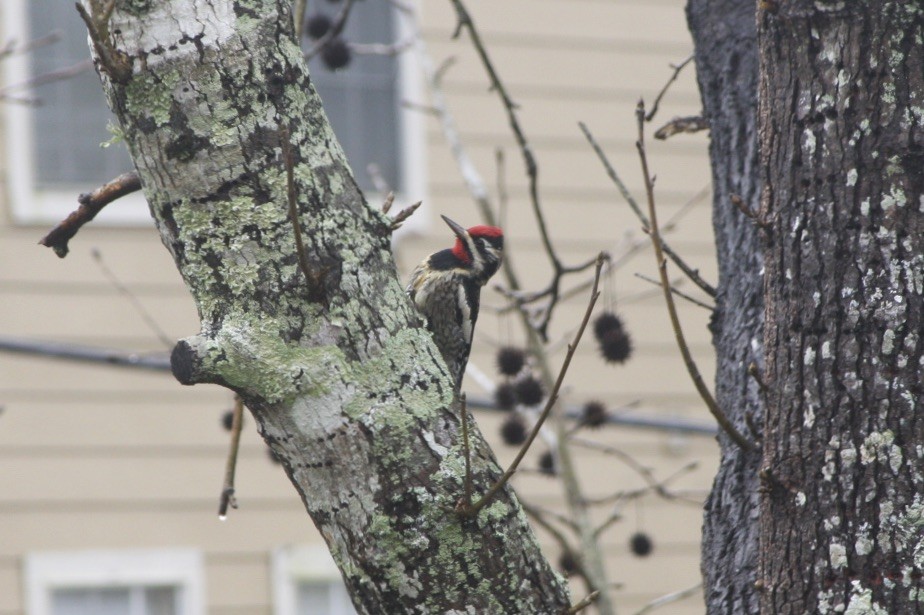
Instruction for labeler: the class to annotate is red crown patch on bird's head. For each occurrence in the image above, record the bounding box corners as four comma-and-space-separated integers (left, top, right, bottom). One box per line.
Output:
467, 225, 504, 239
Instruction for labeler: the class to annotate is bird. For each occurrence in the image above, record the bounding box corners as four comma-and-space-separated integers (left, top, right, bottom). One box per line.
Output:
406, 215, 504, 388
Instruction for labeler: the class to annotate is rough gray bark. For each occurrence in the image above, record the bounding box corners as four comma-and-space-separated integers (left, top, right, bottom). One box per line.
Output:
686, 1, 764, 612
758, 3, 924, 613
83, 1, 571, 612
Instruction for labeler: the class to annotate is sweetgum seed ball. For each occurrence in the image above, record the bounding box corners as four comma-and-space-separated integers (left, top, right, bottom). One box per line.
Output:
321, 38, 351, 70
496, 346, 526, 377
515, 377, 544, 406
500, 416, 527, 445
630, 532, 654, 557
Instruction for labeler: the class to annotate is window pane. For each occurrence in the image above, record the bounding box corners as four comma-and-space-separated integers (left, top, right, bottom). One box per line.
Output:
143, 586, 178, 615
51, 587, 130, 615
296, 582, 331, 614
49, 585, 179, 615
295, 581, 358, 615
307, 2, 402, 193
28, 5, 134, 187
27, 3, 403, 195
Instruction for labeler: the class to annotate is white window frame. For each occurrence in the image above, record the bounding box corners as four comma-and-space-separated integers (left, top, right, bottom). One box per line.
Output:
389, 2, 428, 237
272, 544, 356, 615
24, 549, 205, 615
0, 2, 426, 229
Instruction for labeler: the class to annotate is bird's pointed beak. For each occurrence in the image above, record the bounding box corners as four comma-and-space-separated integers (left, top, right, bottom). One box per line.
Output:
440, 215, 468, 239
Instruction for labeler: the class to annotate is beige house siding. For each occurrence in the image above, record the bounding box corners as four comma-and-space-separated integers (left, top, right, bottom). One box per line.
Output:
0, 1, 719, 614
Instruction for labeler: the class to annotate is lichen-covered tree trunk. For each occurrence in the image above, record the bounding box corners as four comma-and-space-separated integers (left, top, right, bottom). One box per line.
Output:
83, 1, 570, 612
686, 1, 764, 612
758, 3, 924, 612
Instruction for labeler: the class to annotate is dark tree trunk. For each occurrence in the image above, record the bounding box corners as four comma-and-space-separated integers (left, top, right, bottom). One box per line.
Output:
758, 2, 924, 613
686, 1, 764, 612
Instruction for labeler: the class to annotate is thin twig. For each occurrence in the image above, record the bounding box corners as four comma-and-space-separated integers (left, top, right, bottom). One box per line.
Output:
579, 121, 716, 297
496, 148, 508, 231
458, 254, 605, 518
645, 54, 694, 122
585, 461, 702, 507
459, 393, 473, 510
389, 201, 422, 232
731, 192, 770, 229
634, 101, 755, 452
380, 191, 396, 215
218, 396, 245, 519
349, 38, 415, 56
521, 503, 576, 553
74, 0, 132, 83
654, 115, 709, 140
566, 591, 601, 615
450, 0, 576, 339
748, 362, 769, 392
91, 249, 173, 348
570, 437, 697, 503
629, 584, 702, 615
293, 0, 308, 39
0, 31, 63, 62
39, 171, 142, 257
522, 502, 580, 532
0, 59, 93, 101
282, 126, 325, 302
633, 273, 714, 310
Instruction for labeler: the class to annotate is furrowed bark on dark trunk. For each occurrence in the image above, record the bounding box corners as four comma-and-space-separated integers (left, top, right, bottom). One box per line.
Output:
686, 1, 764, 612
758, 2, 924, 613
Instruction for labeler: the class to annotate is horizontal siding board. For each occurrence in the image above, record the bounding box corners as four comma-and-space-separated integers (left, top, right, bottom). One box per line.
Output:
422, 1, 690, 48
0, 228, 181, 285
205, 557, 271, 611
0, 565, 22, 614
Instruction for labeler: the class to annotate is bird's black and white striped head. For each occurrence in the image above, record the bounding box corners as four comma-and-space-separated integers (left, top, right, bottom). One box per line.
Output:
442, 215, 504, 284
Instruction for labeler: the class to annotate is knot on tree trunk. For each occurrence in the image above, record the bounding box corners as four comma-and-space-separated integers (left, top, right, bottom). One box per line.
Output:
170, 319, 348, 405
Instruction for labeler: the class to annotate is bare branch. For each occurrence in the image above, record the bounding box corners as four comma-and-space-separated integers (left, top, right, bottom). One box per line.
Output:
629, 584, 703, 615
633, 273, 714, 310
389, 201, 422, 232
634, 101, 756, 452
645, 54, 694, 122
75, 0, 132, 83
458, 255, 605, 518
218, 396, 245, 519
91, 248, 173, 348
520, 503, 576, 552
457, 393, 474, 512
349, 38, 415, 56
566, 591, 601, 614
579, 121, 716, 297
380, 191, 396, 215
0, 59, 93, 104
293, 0, 308, 40
449, 0, 586, 339
282, 126, 327, 303
39, 171, 142, 257
0, 31, 63, 61
654, 115, 709, 140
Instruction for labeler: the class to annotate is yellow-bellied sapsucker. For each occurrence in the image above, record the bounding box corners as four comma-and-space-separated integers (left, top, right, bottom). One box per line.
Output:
407, 215, 504, 388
